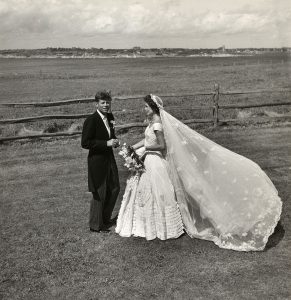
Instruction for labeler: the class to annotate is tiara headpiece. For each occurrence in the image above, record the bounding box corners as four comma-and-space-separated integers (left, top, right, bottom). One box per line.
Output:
150, 94, 163, 109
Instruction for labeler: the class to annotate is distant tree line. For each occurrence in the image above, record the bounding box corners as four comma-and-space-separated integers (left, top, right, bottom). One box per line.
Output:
0, 47, 290, 58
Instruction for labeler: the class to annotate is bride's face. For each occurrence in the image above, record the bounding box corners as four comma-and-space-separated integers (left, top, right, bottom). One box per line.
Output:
144, 102, 153, 117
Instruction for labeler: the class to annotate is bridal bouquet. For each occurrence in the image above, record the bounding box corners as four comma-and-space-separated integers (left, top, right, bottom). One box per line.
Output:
119, 143, 145, 173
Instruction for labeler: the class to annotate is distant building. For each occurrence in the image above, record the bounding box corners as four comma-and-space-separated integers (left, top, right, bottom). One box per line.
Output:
217, 45, 226, 53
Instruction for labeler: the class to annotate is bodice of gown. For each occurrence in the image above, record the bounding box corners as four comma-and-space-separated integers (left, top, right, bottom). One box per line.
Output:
144, 123, 163, 155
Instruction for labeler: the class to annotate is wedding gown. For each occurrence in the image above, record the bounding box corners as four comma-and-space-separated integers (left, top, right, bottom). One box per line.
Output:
115, 122, 184, 240
116, 97, 282, 251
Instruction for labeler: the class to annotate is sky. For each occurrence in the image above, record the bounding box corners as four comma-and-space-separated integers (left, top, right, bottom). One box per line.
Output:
0, 0, 291, 49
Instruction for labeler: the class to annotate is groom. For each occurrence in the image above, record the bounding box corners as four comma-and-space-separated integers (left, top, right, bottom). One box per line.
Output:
81, 90, 120, 232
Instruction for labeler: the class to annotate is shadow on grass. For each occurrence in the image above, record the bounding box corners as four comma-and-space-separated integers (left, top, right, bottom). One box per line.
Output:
265, 221, 285, 250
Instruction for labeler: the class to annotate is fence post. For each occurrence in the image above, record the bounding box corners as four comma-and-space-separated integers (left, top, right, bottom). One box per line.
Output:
213, 83, 219, 127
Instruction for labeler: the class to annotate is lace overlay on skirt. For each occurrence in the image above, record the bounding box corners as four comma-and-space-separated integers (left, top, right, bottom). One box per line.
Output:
116, 154, 184, 240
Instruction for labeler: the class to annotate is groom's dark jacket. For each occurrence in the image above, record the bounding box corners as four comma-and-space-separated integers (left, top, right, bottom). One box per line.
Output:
81, 111, 117, 192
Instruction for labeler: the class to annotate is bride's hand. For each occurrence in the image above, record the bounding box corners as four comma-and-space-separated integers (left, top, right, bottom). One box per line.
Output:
136, 146, 146, 160
112, 139, 120, 148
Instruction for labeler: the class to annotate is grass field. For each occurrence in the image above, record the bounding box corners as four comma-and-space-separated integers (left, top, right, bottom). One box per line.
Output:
1, 55, 291, 299
1, 56, 291, 137
0, 55, 290, 103
1, 124, 290, 299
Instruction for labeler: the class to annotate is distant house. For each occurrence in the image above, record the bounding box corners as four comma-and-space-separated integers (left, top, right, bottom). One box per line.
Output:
217, 45, 226, 53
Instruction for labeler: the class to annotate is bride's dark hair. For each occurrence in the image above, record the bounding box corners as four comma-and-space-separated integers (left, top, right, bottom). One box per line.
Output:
144, 94, 160, 115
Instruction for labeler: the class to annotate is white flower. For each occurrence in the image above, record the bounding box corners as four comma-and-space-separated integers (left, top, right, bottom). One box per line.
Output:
125, 157, 132, 163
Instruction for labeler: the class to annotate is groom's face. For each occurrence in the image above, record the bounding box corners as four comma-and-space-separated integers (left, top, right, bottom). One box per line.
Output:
96, 99, 111, 114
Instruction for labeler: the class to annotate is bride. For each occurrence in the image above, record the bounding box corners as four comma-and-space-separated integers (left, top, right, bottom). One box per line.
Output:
115, 94, 282, 251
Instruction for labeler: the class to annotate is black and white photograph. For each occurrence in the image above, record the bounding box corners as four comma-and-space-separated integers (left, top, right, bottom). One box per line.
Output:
0, 0, 290, 299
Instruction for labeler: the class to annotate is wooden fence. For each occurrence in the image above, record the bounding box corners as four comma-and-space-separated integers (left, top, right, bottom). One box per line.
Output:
1, 85, 291, 142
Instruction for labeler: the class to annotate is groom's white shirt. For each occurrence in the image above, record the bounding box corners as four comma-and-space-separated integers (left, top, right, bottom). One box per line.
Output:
97, 109, 111, 138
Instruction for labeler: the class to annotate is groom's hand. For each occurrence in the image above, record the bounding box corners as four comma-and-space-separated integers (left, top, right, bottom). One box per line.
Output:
107, 139, 120, 148
107, 139, 115, 147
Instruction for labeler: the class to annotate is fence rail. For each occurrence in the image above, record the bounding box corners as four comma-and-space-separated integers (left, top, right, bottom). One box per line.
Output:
2, 115, 291, 143
1, 85, 291, 142
0, 113, 91, 124
0, 92, 214, 108
1, 101, 291, 125
1, 89, 291, 108
219, 101, 291, 110
0, 119, 213, 142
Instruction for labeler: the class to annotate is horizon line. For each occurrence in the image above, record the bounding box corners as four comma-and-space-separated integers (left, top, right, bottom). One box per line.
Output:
1, 46, 291, 51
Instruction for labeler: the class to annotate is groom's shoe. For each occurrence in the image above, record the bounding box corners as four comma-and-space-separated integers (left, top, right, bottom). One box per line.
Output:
90, 228, 110, 233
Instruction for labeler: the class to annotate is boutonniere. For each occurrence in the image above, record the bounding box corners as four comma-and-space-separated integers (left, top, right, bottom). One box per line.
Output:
110, 120, 116, 128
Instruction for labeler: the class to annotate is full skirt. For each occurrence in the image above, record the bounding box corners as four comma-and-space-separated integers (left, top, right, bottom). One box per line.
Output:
115, 154, 184, 240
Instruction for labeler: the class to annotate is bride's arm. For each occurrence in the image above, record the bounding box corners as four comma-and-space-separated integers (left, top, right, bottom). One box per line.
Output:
145, 131, 165, 151
132, 139, 145, 150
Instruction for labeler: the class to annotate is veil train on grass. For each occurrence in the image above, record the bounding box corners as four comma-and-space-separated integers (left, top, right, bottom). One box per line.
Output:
155, 95, 282, 251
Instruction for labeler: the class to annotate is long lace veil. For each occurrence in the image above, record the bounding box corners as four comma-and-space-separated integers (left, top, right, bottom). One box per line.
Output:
152, 95, 282, 251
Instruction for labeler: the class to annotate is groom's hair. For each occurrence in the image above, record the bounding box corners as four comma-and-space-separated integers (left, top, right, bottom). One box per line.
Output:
144, 94, 160, 115
95, 90, 112, 102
